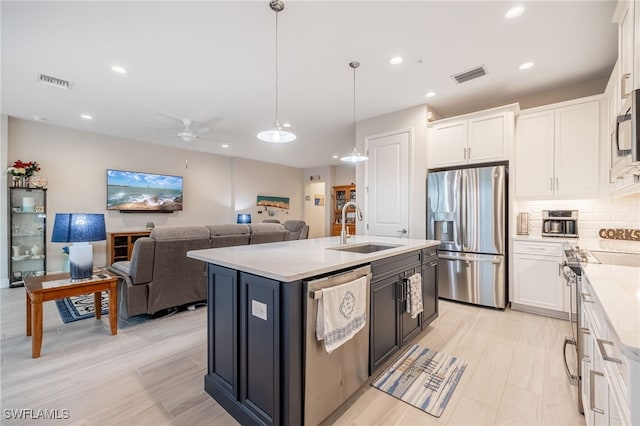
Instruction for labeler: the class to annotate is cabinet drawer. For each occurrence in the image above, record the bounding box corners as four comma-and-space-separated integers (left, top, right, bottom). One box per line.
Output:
513, 241, 563, 256
371, 252, 421, 281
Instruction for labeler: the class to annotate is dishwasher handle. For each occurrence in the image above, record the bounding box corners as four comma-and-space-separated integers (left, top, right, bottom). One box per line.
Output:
309, 272, 372, 300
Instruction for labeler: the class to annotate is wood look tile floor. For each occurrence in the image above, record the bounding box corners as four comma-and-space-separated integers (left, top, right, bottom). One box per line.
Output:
0, 287, 585, 425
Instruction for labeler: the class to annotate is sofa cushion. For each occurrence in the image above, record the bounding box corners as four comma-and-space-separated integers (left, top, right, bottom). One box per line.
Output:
207, 224, 250, 236
151, 225, 210, 241
208, 224, 251, 248
249, 223, 286, 244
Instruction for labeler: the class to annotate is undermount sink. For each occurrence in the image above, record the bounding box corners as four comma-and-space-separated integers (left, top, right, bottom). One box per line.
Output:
328, 243, 401, 254
589, 250, 640, 267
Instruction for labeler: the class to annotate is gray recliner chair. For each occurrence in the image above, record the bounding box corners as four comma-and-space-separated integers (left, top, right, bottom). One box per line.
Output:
283, 220, 309, 240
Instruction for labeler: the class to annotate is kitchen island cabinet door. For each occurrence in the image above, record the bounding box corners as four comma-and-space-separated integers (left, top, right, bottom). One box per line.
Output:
239, 272, 280, 426
421, 250, 438, 329
370, 275, 401, 373
207, 265, 238, 400
399, 266, 422, 346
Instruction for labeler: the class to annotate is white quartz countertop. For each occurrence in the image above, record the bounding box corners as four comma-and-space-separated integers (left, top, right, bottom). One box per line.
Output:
187, 236, 439, 282
582, 262, 640, 359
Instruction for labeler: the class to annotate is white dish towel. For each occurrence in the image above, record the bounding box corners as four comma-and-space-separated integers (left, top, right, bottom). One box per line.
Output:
406, 273, 423, 319
316, 276, 367, 353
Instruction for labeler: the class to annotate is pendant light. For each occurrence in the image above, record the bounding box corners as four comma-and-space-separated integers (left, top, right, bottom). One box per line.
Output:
257, 0, 296, 143
340, 61, 368, 162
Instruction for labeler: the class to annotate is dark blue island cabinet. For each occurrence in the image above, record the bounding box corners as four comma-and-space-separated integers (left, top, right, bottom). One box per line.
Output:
205, 265, 303, 426
203, 248, 438, 426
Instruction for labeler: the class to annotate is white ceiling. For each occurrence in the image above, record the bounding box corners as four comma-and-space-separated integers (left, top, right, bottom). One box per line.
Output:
1, 1, 617, 169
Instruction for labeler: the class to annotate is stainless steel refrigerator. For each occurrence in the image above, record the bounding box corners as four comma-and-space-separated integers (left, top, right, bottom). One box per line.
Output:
427, 165, 507, 309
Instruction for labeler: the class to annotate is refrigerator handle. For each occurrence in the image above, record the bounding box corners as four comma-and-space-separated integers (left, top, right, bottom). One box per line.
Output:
462, 174, 469, 250
439, 254, 501, 264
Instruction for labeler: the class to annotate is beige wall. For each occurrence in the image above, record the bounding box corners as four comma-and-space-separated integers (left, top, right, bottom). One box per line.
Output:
231, 157, 304, 223
2, 118, 304, 284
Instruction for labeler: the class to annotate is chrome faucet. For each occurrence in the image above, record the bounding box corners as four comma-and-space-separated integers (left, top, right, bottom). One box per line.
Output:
340, 201, 363, 245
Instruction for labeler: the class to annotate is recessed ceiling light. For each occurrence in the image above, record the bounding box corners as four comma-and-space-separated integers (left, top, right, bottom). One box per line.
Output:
505, 6, 524, 19
332, 155, 339, 159
390, 57, 403, 65
32, 115, 45, 121
80, 114, 93, 120
111, 65, 127, 74
425, 91, 436, 98
519, 62, 534, 70
221, 144, 229, 148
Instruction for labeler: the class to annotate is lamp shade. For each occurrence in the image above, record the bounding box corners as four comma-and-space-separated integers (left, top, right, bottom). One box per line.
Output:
51, 214, 106, 243
237, 213, 252, 224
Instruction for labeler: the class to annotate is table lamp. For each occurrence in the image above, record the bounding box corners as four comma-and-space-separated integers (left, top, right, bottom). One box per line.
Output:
237, 213, 252, 224
51, 213, 106, 281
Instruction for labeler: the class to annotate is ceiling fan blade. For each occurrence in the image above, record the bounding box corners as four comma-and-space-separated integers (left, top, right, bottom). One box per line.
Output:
142, 134, 179, 140
195, 127, 211, 136
157, 112, 184, 124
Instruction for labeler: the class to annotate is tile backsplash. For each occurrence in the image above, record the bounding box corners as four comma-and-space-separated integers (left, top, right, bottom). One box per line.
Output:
515, 193, 640, 239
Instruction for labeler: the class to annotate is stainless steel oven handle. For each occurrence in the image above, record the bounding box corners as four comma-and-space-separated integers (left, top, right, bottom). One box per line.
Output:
589, 370, 606, 415
596, 338, 623, 364
562, 336, 579, 386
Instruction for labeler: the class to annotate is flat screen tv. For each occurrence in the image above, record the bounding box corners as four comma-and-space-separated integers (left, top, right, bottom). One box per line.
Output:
106, 169, 183, 212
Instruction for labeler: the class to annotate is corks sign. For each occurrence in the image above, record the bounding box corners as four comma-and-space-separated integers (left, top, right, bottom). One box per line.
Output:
599, 228, 640, 241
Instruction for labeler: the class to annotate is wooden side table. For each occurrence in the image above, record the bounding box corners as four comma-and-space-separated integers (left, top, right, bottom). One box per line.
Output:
24, 271, 118, 358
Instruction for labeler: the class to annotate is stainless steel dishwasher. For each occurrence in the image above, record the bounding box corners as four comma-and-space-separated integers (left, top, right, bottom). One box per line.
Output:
304, 264, 371, 425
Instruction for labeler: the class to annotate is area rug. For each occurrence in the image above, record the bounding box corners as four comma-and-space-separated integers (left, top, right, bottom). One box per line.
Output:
371, 344, 467, 418
55, 293, 108, 323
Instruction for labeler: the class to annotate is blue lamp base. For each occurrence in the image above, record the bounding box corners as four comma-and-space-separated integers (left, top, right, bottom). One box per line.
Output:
69, 243, 93, 281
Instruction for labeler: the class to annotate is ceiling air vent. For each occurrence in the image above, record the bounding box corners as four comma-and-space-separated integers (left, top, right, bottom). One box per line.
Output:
38, 73, 71, 89
451, 65, 487, 84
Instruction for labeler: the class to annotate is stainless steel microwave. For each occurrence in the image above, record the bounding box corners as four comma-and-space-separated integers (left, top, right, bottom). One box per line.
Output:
611, 88, 640, 180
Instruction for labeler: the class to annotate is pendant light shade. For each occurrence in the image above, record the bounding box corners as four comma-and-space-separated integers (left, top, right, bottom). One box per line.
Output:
340, 146, 369, 163
257, 0, 296, 143
341, 60, 368, 163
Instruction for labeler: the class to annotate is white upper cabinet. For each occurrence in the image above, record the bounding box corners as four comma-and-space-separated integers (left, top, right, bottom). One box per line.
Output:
428, 120, 467, 168
615, 0, 636, 99
428, 106, 515, 169
515, 111, 555, 197
516, 98, 600, 199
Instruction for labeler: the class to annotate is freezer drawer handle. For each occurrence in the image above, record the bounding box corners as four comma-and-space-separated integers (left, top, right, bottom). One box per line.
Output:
596, 338, 623, 364
438, 254, 500, 264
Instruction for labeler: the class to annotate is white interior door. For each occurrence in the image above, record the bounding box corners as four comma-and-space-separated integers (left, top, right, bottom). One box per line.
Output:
365, 130, 410, 237
304, 181, 326, 238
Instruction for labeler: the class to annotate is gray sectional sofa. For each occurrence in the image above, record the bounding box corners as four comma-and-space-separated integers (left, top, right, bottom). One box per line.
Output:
108, 221, 308, 318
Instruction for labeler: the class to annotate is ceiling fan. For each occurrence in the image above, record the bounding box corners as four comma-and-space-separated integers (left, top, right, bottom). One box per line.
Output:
153, 112, 218, 143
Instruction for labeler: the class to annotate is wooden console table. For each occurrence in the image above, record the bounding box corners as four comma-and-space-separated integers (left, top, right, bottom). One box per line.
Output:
24, 271, 118, 358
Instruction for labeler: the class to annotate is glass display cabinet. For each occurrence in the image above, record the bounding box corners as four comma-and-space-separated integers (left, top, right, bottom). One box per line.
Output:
331, 184, 356, 236
9, 188, 47, 287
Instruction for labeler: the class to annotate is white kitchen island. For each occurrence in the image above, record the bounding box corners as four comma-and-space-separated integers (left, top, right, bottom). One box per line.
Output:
188, 236, 440, 426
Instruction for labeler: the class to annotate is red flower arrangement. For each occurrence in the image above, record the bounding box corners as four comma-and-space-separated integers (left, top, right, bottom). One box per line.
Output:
7, 160, 40, 177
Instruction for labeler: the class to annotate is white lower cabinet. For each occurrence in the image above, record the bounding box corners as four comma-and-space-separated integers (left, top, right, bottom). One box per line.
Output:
512, 240, 568, 317
580, 277, 633, 426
